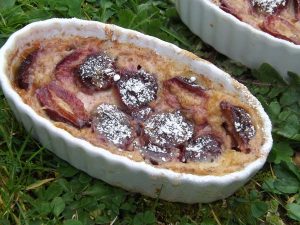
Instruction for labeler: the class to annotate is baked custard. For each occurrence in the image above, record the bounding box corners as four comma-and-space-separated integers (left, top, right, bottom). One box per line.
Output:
213, 0, 300, 44
11, 36, 264, 176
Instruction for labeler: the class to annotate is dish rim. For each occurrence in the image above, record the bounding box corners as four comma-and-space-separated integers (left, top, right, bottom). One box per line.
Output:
183, 0, 300, 49
0, 18, 273, 186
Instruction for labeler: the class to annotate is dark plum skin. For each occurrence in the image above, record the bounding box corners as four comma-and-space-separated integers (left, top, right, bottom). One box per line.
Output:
77, 53, 117, 90
163, 76, 207, 98
250, 0, 287, 15
220, 101, 255, 153
55, 48, 96, 82
131, 107, 153, 121
139, 143, 180, 165
260, 15, 300, 45
92, 103, 135, 148
17, 49, 39, 89
295, 0, 300, 20
36, 82, 89, 128
143, 111, 194, 148
184, 134, 222, 162
116, 69, 158, 110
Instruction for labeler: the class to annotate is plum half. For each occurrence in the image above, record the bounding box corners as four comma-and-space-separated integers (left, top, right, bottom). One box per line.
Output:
92, 103, 135, 148
77, 53, 117, 90
116, 69, 158, 110
144, 111, 194, 148
220, 101, 255, 153
184, 134, 222, 162
36, 82, 89, 128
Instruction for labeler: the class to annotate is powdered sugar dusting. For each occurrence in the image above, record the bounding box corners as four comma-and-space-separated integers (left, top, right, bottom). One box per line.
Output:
144, 111, 194, 147
234, 107, 255, 140
139, 143, 180, 164
92, 104, 133, 146
118, 70, 158, 109
185, 135, 222, 162
190, 76, 196, 82
131, 107, 152, 121
251, 0, 286, 14
78, 53, 117, 89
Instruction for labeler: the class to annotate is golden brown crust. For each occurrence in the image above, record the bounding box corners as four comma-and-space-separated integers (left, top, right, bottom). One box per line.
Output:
10, 36, 264, 176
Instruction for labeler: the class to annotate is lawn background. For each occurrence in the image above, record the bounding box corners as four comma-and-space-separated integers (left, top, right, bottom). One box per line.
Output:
1, 0, 300, 224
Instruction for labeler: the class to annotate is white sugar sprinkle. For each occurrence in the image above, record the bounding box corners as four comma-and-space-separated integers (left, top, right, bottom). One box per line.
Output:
185, 135, 221, 161
234, 107, 255, 139
92, 104, 132, 146
144, 111, 193, 147
113, 74, 120, 81
79, 53, 117, 88
251, 0, 286, 14
119, 70, 157, 108
190, 76, 196, 82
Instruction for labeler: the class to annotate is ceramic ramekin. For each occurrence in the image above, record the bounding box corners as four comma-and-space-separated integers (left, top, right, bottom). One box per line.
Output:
176, 0, 300, 80
0, 18, 272, 203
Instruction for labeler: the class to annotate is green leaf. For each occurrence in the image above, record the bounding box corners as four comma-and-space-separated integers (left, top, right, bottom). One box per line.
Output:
63, 220, 83, 225
35, 201, 52, 216
45, 182, 64, 201
280, 88, 299, 106
285, 161, 300, 180
286, 203, 300, 221
269, 101, 281, 117
267, 87, 286, 98
287, 71, 300, 86
117, 9, 135, 28
274, 179, 299, 194
51, 197, 65, 217
273, 163, 300, 194
268, 142, 293, 164
276, 114, 300, 139
262, 178, 281, 194
59, 165, 79, 177
133, 211, 156, 225
65, 0, 83, 17
251, 201, 268, 218
253, 63, 287, 84
78, 172, 92, 183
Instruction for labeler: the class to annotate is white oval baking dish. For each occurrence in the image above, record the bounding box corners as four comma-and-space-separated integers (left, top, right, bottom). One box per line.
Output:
176, 0, 300, 80
0, 18, 272, 203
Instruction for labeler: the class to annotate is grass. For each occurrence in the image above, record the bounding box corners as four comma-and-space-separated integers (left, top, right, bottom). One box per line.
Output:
1, 0, 300, 224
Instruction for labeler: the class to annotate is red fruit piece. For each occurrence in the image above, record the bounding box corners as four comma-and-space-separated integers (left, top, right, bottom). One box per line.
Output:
139, 144, 180, 165
92, 104, 134, 148
163, 76, 207, 98
17, 49, 39, 89
55, 48, 96, 83
250, 0, 287, 14
261, 15, 300, 44
36, 82, 89, 128
116, 69, 158, 110
184, 134, 222, 162
77, 53, 116, 90
220, 0, 254, 20
144, 111, 194, 147
220, 101, 255, 153
295, 0, 300, 20
131, 107, 153, 121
